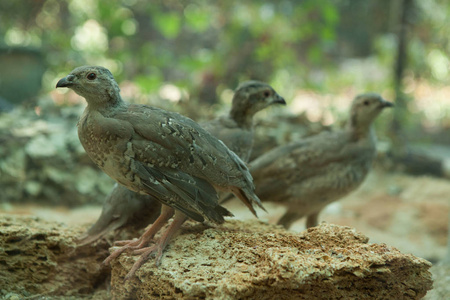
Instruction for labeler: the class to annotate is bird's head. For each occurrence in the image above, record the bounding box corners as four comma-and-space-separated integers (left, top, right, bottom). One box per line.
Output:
56, 66, 121, 107
231, 81, 285, 121
350, 92, 393, 130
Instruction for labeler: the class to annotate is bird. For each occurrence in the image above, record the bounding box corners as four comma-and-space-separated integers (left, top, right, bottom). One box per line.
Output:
56, 66, 265, 279
201, 81, 285, 162
248, 93, 393, 229
77, 80, 284, 246
76, 183, 161, 246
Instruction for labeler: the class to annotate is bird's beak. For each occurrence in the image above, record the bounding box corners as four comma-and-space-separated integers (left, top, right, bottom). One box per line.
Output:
381, 99, 394, 108
273, 94, 286, 105
56, 75, 76, 88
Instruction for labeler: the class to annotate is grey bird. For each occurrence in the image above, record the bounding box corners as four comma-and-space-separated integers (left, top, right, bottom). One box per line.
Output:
56, 66, 265, 279
249, 93, 393, 229
78, 80, 284, 246
77, 183, 161, 246
202, 81, 285, 162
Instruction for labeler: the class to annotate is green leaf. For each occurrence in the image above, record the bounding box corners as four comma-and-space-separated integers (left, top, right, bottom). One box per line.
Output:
153, 12, 181, 39
322, 3, 339, 24
135, 72, 164, 93
184, 4, 210, 32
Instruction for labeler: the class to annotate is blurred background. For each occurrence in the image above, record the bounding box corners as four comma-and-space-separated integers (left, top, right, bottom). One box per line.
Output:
0, 0, 448, 296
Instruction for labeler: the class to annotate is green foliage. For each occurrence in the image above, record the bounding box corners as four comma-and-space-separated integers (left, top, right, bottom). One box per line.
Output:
153, 12, 182, 39
135, 71, 164, 94
0, 0, 341, 95
410, 0, 450, 83
184, 4, 211, 32
0, 0, 449, 128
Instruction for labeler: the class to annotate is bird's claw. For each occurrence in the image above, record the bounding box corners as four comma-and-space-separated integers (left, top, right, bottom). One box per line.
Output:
124, 244, 164, 281
103, 238, 149, 266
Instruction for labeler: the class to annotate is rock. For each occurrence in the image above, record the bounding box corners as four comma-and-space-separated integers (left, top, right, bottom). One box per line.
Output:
0, 214, 110, 299
0, 104, 114, 206
110, 221, 433, 299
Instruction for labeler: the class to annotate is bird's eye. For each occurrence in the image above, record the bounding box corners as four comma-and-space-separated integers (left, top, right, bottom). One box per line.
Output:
263, 91, 270, 97
86, 73, 97, 80
363, 100, 370, 106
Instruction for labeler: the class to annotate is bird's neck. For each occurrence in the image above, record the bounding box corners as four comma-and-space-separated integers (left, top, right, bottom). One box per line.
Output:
348, 121, 375, 142
229, 108, 253, 130
86, 93, 126, 116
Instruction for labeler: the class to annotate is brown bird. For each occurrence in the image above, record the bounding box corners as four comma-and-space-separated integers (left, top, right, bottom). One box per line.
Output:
202, 81, 285, 162
249, 93, 393, 229
77, 183, 161, 246
77, 81, 284, 246
56, 66, 264, 279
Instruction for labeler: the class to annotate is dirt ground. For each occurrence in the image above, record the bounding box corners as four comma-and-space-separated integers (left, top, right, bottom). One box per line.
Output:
1, 169, 449, 298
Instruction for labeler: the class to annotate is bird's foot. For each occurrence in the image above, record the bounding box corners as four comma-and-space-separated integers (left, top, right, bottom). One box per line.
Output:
102, 240, 143, 266
132, 242, 164, 262
123, 211, 187, 280
102, 206, 175, 266
114, 238, 139, 247
124, 242, 165, 280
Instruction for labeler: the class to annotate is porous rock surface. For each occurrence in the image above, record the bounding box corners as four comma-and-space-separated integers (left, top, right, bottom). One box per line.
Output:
0, 214, 111, 299
111, 220, 433, 299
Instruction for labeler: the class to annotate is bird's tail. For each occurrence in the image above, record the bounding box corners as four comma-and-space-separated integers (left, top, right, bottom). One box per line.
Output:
219, 192, 234, 204
76, 221, 121, 246
230, 187, 266, 217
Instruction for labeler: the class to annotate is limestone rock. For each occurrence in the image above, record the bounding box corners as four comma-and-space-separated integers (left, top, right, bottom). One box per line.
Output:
0, 104, 114, 206
110, 221, 432, 299
0, 214, 110, 299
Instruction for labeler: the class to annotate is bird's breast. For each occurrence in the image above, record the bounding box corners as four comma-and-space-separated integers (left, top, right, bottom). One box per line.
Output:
77, 111, 132, 174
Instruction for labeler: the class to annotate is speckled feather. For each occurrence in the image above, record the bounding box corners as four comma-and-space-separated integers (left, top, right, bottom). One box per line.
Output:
65, 66, 263, 224
250, 129, 375, 208
249, 93, 393, 228
202, 116, 253, 161
77, 80, 283, 245
201, 81, 285, 162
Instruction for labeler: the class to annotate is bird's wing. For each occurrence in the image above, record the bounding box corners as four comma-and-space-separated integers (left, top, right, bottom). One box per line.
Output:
122, 105, 254, 190
107, 104, 257, 223
250, 130, 359, 179
201, 116, 253, 162
249, 130, 375, 203
131, 161, 232, 223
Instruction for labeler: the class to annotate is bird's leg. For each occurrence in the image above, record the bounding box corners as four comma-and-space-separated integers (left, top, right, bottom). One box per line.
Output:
277, 211, 303, 229
103, 205, 174, 265
124, 211, 188, 280
114, 205, 174, 247
306, 212, 320, 228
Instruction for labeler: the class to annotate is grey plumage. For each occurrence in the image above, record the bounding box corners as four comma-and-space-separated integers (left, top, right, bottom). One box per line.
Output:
78, 80, 284, 245
202, 81, 285, 162
58, 66, 263, 221
56, 66, 264, 277
77, 183, 161, 246
250, 93, 393, 229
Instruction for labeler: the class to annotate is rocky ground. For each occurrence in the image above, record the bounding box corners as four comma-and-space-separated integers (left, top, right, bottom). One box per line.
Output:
226, 169, 450, 264
111, 221, 432, 299
0, 169, 448, 299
